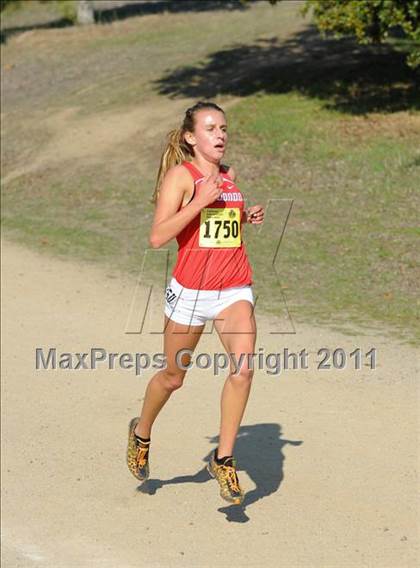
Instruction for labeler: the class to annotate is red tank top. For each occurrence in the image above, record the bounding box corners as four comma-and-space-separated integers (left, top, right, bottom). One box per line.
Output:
172, 161, 253, 290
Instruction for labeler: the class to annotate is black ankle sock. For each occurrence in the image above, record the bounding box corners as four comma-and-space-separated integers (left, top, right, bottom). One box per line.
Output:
135, 434, 151, 445
215, 449, 233, 466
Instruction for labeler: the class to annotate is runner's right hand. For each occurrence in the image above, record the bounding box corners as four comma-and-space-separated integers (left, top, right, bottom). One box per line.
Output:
194, 173, 223, 209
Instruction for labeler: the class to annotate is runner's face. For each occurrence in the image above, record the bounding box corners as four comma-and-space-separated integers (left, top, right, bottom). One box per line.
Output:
186, 110, 227, 162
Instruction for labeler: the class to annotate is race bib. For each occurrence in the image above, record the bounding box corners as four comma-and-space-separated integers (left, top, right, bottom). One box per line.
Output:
199, 207, 241, 248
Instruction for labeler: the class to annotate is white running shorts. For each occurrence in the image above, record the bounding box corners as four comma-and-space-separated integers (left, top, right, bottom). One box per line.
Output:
164, 277, 254, 326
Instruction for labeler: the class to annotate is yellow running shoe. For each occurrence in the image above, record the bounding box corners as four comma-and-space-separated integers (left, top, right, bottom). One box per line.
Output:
207, 451, 244, 505
127, 417, 150, 481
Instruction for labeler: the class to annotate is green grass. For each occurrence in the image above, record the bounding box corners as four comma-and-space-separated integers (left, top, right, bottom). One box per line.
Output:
1, 1, 419, 345
228, 94, 419, 343
2, 216, 119, 261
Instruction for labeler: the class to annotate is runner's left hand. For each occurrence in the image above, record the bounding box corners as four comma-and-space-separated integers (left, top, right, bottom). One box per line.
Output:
246, 205, 264, 224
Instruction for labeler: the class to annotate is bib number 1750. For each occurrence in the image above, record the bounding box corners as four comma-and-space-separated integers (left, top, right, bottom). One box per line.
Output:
203, 219, 239, 239
199, 207, 241, 248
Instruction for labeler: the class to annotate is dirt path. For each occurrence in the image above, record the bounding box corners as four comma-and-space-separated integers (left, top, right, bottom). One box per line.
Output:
1, 239, 418, 568
1, 97, 191, 185
1, 95, 242, 186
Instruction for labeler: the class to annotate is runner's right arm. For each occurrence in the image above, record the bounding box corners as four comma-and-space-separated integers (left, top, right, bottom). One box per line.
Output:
149, 166, 223, 249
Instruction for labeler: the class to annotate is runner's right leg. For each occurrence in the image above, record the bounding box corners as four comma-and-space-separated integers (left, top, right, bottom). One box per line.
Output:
135, 316, 204, 439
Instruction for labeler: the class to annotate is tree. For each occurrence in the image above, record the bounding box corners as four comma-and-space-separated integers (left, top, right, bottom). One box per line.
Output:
76, 0, 94, 25
0, 0, 22, 11
1, 0, 95, 26
267, 0, 420, 68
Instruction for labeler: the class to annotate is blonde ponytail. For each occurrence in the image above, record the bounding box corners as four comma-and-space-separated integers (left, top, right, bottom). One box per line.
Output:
151, 127, 191, 204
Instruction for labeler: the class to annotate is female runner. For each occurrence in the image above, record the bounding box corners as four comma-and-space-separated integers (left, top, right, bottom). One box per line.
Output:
127, 101, 264, 505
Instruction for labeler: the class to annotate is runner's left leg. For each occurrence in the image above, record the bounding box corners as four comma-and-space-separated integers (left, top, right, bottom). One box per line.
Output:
213, 300, 256, 458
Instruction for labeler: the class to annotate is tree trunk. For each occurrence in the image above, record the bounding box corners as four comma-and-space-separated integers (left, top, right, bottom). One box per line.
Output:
77, 0, 94, 25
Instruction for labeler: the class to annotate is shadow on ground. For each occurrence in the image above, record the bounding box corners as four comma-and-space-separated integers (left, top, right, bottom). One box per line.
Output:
0, 0, 248, 44
155, 25, 420, 114
136, 423, 303, 523
0, 17, 73, 43
96, 0, 248, 23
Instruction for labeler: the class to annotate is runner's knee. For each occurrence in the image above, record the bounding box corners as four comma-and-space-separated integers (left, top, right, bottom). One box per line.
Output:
230, 362, 254, 384
160, 368, 186, 391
